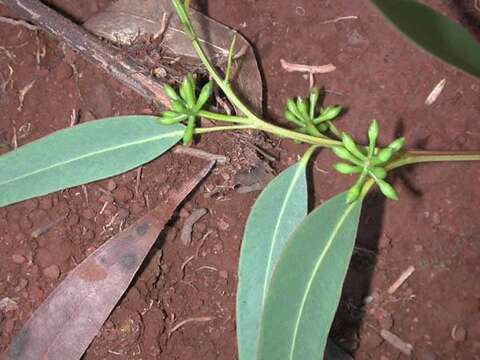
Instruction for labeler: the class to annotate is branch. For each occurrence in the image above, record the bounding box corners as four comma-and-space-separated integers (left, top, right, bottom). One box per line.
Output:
1, 0, 170, 107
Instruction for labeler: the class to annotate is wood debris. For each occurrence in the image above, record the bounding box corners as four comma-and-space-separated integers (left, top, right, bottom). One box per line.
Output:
180, 208, 208, 246
425, 79, 446, 105
387, 265, 415, 295
380, 329, 413, 355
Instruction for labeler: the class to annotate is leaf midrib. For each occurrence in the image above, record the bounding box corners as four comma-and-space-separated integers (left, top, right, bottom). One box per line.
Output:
261, 164, 304, 302
0, 130, 183, 187
289, 201, 357, 359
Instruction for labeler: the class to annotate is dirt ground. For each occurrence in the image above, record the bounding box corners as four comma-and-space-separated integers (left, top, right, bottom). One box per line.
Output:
1, 0, 480, 359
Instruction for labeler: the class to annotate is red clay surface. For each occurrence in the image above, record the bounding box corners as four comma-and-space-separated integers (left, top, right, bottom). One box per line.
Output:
1, 0, 480, 359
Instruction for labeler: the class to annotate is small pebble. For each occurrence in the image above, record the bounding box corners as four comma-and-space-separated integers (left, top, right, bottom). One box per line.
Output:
43, 265, 61, 280
11, 254, 26, 264
113, 187, 134, 203
451, 325, 467, 342
219, 270, 228, 279
106, 180, 117, 192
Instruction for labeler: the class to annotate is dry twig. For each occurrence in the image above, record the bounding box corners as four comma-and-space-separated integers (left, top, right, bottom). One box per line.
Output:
180, 208, 208, 246
173, 146, 227, 164
380, 329, 413, 355
320, 15, 358, 24
387, 265, 415, 295
425, 79, 446, 105
0, 15, 38, 30
168, 316, 214, 337
17, 80, 35, 111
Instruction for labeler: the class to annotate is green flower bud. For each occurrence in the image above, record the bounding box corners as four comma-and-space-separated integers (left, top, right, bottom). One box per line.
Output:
180, 75, 196, 107
194, 81, 213, 112
182, 115, 196, 145
309, 87, 320, 118
296, 97, 310, 121
332, 146, 362, 165
313, 105, 342, 124
162, 111, 181, 118
370, 166, 387, 179
334, 163, 362, 174
368, 120, 379, 145
388, 137, 405, 153
157, 113, 187, 125
342, 133, 366, 160
170, 99, 187, 113
376, 179, 398, 200
284, 110, 304, 126
375, 147, 393, 164
287, 98, 301, 118
164, 84, 180, 101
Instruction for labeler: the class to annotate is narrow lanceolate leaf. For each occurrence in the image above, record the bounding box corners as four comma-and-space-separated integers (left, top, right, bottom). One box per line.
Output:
236, 161, 308, 360
258, 192, 363, 360
0, 116, 184, 207
371, 0, 480, 79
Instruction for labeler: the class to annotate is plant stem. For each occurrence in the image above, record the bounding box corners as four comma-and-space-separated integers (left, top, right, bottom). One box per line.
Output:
197, 110, 250, 124
387, 150, 480, 170
299, 145, 320, 166
175, 3, 339, 148
194, 124, 253, 134
254, 121, 340, 147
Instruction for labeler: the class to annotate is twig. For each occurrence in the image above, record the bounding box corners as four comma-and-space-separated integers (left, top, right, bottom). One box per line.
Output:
173, 146, 227, 164
168, 316, 213, 337
320, 15, 358, 24
180, 255, 195, 278
69, 109, 78, 127
180, 208, 208, 246
196, 229, 213, 256
0, 15, 38, 30
387, 265, 415, 295
11, 125, 17, 150
135, 166, 143, 197
380, 329, 413, 355
425, 79, 446, 106
2, 0, 170, 107
17, 80, 35, 111
31, 215, 67, 238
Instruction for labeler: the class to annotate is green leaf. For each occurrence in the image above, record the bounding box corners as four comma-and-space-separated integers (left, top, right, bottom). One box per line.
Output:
371, 0, 480, 79
258, 192, 363, 360
0, 116, 184, 207
237, 161, 308, 360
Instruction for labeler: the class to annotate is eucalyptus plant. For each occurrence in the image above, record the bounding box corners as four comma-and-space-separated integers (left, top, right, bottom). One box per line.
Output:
1, 0, 480, 359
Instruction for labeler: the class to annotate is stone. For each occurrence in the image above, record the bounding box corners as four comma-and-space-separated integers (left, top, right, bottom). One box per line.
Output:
11, 254, 26, 264
43, 265, 61, 280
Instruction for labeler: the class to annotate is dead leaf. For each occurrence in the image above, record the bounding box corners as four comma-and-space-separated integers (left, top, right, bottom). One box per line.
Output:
4, 162, 214, 360
84, 0, 263, 113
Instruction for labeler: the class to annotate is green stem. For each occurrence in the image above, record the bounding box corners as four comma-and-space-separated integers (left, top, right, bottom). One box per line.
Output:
299, 145, 320, 166
197, 110, 251, 124
194, 124, 253, 134
387, 150, 480, 171
254, 121, 340, 147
